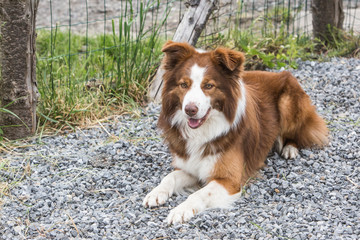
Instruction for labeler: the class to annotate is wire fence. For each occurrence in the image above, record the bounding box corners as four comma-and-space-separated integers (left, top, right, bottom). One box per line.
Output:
35, 0, 359, 100
36, 0, 360, 38
36, 0, 177, 96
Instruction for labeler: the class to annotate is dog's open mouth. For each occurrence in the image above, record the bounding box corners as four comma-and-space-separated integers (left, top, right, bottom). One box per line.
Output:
188, 108, 211, 129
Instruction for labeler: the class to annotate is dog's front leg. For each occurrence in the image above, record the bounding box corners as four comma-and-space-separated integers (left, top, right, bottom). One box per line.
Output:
143, 170, 198, 208
166, 180, 239, 224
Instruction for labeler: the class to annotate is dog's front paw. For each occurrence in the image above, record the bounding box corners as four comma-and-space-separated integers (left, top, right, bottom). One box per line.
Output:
166, 202, 198, 225
281, 144, 299, 159
143, 187, 171, 208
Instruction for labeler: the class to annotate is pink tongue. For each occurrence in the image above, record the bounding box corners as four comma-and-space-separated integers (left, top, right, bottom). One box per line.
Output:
188, 118, 201, 128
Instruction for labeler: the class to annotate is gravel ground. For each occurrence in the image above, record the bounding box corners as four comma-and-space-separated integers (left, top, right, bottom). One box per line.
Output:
1, 58, 360, 239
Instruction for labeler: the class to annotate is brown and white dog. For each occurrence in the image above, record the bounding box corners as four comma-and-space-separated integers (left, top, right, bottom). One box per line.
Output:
143, 41, 328, 224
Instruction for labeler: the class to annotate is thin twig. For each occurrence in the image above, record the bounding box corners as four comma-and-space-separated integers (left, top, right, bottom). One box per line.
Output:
95, 117, 111, 136
67, 214, 80, 236
88, 188, 122, 197
346, 176, 360, 188
75, 126, 88, 137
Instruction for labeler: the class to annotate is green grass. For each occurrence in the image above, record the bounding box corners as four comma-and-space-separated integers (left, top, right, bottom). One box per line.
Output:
217, 5, 360, 70
316, 30, 360, 58
232, 29, 314, 70
222, 20, 317, 70
36, 30, 165, 131
35, 0, 168, 133
36, 31, 162, 131
0, 100, 31, 141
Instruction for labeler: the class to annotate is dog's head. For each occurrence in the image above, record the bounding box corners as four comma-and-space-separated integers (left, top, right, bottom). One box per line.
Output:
160, 41, 246, 132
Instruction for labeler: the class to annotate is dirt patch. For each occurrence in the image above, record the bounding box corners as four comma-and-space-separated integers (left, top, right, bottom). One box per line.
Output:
36, 1, 359, 38
36, 0, 184, 36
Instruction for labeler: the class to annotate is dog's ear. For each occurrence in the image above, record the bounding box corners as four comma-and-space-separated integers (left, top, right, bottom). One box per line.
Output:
162, 41, 195, 69
211, 47, 245, 72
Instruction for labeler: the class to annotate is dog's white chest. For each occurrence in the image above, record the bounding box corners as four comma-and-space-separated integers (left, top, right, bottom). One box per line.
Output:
173, 152, 218, 182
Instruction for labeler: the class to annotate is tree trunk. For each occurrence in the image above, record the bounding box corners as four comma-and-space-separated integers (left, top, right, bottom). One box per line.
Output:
0, 0, 39, 140
148, 0, 218, 102
311, 0, 344, 44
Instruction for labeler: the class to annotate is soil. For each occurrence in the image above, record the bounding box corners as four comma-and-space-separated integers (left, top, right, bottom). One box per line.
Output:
36, 0, 359, 40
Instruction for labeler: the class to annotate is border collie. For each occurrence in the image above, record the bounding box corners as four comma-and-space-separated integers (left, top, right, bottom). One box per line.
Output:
143, 41, 328, 224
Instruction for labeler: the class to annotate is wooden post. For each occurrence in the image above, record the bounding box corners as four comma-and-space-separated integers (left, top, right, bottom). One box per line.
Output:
311, 0, 344, 44
0, 0, 39, 140
148, 0, 218, 102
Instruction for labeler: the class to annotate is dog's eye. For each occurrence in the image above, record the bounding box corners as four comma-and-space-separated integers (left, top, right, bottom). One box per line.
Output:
204, 83, 214, 89
180, 83, 188, 89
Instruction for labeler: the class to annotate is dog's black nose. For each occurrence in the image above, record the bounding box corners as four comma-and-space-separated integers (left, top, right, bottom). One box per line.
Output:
185, 104, 198, 117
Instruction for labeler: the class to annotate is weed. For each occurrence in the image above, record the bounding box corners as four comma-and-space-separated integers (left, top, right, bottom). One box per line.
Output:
231, 24, 315, 70
0, 99, 31, 141
227, 12, 359, 70
35, 0, 169, 132
317, 30, 360, 58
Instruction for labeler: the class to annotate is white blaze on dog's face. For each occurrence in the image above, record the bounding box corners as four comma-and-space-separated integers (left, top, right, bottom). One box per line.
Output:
182, 64, 211, 129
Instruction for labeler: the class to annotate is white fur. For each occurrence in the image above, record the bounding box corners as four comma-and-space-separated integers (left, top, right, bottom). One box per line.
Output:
173, 154, 218, 183
171, 79, 247, 144
143, 170, 198, 207
166, 181, 239, 224
275, 136, 284, 153
182, 64, 210, 119
231, 80, 247, 128
171, 108, 230, 142
195, 48, 207, 53
282, 144, 299, 159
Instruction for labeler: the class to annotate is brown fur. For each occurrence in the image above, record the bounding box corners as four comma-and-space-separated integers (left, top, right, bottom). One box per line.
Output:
158, 41, 329, 195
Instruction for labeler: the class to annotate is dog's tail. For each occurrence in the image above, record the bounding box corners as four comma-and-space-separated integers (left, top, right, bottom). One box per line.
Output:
296, 106, 329, 148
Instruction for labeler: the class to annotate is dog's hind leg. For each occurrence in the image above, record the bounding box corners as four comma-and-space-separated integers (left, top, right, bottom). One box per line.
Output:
274, 136, 284, 154
281, 141, 299, 159
275, 136, 299, 159
277, 74, 328, 157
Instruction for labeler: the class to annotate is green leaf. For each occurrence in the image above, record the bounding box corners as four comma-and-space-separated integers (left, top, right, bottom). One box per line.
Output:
0, 108, 30, 131
249, 48, 260, 55
37, 111, 59, 123
276, 62, 287, 68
